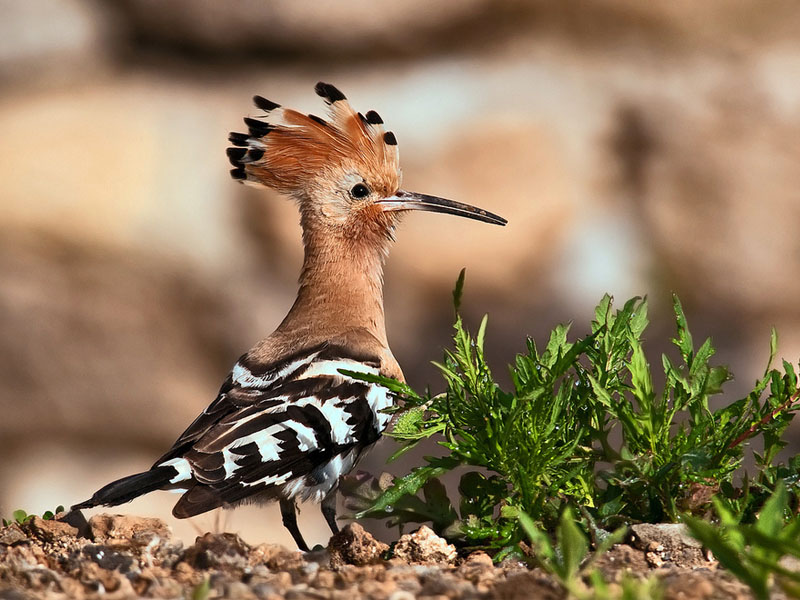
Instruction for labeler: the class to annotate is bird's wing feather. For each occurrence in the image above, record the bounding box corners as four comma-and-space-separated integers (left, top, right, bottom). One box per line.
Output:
154, 343, 394, 518
153, 343, 331, 460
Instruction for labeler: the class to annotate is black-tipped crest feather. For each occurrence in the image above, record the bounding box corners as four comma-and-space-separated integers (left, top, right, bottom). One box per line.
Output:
253, 95, 280, 112
314, 82, 346, 103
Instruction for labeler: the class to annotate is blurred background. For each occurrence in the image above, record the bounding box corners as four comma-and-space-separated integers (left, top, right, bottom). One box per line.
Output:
2, 0, 800, 548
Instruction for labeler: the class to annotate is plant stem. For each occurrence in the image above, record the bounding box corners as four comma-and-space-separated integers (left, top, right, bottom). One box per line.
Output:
727, 388, 800, 450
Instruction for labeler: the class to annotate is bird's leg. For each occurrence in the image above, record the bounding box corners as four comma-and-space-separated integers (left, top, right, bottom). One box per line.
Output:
321, 491, 339, 535
279, 498, 309, 552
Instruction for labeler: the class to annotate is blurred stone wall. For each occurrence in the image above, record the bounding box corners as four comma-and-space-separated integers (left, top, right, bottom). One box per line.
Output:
2, 0, 799, 546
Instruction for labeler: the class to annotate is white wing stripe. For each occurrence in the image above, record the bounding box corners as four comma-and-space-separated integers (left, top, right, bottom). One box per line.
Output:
246, 471, 292, 487
290, 396, 356, 445
160, 457, 193, 483
232, 350, 324, 388
228, 425, 284, 461
294, 358, 379, 381
285, 420, 317, 451
366, 384, 393, 432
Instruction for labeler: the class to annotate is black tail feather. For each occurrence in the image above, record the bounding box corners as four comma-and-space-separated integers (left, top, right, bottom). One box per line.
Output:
71, 465, 178, 511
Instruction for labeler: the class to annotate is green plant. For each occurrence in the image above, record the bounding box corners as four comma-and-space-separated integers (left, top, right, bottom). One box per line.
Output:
341, 271, 800, 556
42, 505, 65, 521
588, 295, 799, 524
191, 576, 211, 600
685, 484, 800, 600
2, 510, 34, 527
517, 507, 660, 600
2, 505, 65, 526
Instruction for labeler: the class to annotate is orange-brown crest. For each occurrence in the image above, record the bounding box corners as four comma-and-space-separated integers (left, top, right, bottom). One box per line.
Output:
227, 83, 401, 204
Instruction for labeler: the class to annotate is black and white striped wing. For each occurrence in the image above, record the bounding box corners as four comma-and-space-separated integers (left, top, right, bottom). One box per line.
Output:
153, 344, 394, 518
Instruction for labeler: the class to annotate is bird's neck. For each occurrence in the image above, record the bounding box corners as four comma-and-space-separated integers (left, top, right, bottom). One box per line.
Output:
277, 223, 391, 348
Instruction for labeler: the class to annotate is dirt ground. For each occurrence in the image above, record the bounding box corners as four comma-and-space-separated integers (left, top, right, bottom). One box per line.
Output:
0, 513, 767, 600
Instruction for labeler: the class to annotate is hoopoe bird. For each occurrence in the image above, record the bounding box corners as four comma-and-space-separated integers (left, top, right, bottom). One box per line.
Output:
72, 82, 506, 551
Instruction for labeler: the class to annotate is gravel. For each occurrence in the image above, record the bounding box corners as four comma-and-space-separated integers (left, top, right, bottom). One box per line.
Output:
0, 513, 760, 599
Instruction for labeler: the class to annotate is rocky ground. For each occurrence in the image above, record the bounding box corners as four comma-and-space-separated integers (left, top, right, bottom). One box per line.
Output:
0, 513, 760, 600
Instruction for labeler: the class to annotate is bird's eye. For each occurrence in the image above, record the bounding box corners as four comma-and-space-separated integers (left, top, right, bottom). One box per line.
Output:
350, 183, 370, 199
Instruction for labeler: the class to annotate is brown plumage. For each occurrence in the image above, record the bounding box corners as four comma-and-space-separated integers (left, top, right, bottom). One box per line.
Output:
73, 82, 506, 552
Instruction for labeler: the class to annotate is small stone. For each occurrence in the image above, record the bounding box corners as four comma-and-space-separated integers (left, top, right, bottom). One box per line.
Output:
490, 570, 562, 600
359, 579, 394, 597
461, 551, 493, 568
661, 571, 726, 599
630, 523, 702, 551
645, 551, 664, 568
88, 513, 171, 547
251, 582, 281, 599
250, 543, 295, 566
630, 523, 709, 569
314, 570, 336, 588
458, 551, 497, 587
269, 570, 293, 588
419, 570, 476, 598
225, 580, 258, 599
328, 522, 389, 568
26, 516, 78, 542
395, 577, 423, 595
392, 526, 457, 564
251, 542, 305, 571
82, 543, 136, 573
286, 583, 328, 600
79, 560, 124, 593
0, 523, 28, 545
335, 564, 362, 584
58, 576, 84, 597
183, 532, 250, 570
172, 560, 197, 584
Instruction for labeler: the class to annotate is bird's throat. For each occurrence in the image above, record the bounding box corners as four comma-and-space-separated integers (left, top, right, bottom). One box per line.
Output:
278, 228, 390, 347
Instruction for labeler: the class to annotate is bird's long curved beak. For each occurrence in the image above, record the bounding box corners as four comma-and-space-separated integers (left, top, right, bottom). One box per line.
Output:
377, 190, 507, 226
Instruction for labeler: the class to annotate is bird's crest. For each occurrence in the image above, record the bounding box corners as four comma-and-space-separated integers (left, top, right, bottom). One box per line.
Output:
227, 82, 401, 198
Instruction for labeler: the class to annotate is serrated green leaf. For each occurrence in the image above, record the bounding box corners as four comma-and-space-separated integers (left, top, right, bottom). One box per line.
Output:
705, 365, 731, 395
691, 338, 716, 377
629, 297, 649, 339
355, 460, 457, 518
593, 294, 613, 332
392, 406, 425, 436
671, 294, 694, 362
476, 314, 489, 353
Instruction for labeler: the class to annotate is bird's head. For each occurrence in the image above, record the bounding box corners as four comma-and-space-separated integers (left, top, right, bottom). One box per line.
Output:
227, 82, 506, 240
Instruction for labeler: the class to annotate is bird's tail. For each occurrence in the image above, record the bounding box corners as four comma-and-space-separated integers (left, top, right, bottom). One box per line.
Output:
71, 465, 178, 511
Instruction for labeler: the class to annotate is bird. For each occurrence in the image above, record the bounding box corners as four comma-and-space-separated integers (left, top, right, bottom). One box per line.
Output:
71, 82, 507, 551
